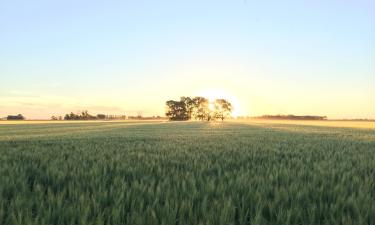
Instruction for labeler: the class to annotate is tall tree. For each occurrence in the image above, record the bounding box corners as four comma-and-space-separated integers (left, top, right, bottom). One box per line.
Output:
192, 97, 210, 121
213, 99, 233, 121
165, 100, 189, 121
180, 96, 195, 120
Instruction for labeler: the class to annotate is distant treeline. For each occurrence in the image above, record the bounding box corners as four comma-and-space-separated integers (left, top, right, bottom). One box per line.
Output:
338, 119, 375, 122
61, 111, 126, 120
253, 115, 328, 120
53, 111, 162, 121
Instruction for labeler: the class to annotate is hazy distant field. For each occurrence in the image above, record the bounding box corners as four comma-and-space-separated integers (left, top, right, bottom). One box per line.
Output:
245, 119, 375, 129
2, 119, 375, 129
0, 121, 374, 225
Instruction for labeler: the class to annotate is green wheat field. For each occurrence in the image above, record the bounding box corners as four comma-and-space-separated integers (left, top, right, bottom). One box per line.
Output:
0, 121, 374, 225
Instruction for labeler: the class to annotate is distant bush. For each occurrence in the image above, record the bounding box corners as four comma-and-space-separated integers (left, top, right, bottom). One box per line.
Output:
97, 114, 106, 120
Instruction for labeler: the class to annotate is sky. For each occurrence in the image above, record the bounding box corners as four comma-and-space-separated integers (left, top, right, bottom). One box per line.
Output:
0, 0, 374, 119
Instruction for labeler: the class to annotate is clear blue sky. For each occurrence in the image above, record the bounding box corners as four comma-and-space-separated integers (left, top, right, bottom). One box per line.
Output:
0, 0, 374, 119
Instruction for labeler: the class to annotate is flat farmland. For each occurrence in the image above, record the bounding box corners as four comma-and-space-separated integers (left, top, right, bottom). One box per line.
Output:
0, 121, 374, 225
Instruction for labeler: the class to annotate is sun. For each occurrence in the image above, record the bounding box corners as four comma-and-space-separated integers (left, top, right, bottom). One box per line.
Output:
196, 88, 241, 118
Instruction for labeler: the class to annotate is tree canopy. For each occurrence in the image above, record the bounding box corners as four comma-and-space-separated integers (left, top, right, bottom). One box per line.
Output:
165, 96, 232, 121
213, 99, 233, 121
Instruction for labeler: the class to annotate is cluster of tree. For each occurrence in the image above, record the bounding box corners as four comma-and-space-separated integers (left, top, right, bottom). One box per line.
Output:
7, 114, 25, 120
255, 114, 328, 120
166, 96, 232, 121
64, 111, 97, 120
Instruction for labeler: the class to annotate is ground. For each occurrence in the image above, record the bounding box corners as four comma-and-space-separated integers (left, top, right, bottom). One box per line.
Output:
0, 120, 374, 225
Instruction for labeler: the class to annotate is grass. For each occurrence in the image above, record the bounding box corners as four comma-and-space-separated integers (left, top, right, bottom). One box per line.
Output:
0, 121, 374, 225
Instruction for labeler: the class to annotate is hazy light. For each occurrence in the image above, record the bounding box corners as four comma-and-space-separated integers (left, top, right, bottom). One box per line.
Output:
196, 88, 241, 118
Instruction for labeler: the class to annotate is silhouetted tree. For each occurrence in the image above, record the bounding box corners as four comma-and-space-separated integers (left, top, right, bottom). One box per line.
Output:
180, 96, 195, 120
64, 111, 96, 120
213, 99, 232, 121
192, 97, 210, 121
64, 112, 73, 120
166, 100, 189, 121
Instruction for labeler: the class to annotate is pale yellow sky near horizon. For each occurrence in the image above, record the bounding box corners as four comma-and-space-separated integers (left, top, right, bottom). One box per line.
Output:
1, 80, 374, 120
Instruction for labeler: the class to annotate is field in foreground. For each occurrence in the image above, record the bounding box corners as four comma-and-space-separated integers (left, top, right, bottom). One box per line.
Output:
0, 121, 374, 225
